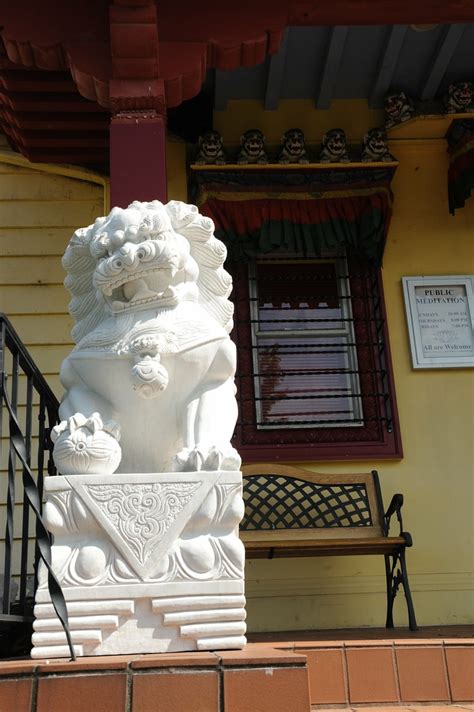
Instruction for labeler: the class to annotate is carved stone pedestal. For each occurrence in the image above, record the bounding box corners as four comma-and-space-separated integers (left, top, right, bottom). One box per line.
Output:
32, 472, 246, 659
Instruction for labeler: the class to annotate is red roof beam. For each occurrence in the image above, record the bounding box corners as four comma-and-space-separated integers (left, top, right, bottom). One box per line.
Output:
110, 4, 159, 79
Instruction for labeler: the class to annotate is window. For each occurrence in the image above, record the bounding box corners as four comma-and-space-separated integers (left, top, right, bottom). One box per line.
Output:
250, 256, 363, 429
230, 254, 402, 462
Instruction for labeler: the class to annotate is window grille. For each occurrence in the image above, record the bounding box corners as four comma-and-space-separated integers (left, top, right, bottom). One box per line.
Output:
229, 255, 401, 461
249, 257, 363, 429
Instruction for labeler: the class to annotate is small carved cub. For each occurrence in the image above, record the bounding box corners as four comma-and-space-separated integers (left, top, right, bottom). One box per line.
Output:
361, 128, 395, 162
319, 128, 350, 163
384, 91, 415, 129
278, 128, 309, 164
444, 81, 474, 114
195, 130, 226, 165
237, 129, 268, 164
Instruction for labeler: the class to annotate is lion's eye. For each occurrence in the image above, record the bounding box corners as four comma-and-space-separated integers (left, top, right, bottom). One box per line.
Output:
115, 260, 122, 268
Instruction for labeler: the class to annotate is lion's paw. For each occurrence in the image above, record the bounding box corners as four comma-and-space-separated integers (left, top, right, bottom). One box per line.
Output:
172, 445, 241, 472
51, 412, 122, 476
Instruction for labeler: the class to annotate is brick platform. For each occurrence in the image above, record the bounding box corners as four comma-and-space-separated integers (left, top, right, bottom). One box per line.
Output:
1, 629, 472, 712
0, 646, 310, 712
249, 627, 474, 709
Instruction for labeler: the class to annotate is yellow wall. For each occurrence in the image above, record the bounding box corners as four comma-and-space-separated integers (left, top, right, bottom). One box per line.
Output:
0, 145, 106, 392
206, 101, 474, 631
167, 137, 188, 202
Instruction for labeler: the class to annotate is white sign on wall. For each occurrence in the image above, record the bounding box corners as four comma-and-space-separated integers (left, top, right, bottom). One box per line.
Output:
402, 276, 474, 369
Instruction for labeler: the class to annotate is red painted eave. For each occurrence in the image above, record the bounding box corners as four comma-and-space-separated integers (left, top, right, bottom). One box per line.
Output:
2, 1, 474, 112
1, 0, 473, 168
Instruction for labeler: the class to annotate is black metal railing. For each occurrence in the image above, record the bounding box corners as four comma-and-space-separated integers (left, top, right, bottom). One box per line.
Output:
0, 314, 74, 659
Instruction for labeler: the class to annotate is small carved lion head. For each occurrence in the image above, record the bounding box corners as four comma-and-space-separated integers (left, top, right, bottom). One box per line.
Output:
447, 81, 474, 110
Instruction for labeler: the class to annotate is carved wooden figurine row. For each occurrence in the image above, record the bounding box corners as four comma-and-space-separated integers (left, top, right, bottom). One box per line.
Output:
384, 81, 474, 128
195, 127, 395, 165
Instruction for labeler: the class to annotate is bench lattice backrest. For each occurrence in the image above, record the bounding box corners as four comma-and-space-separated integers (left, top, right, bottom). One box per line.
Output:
242, 475, 373, 530
241, 465, 385, 537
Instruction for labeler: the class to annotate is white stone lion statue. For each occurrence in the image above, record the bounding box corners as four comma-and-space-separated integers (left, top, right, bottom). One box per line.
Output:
52, 200, 241, 475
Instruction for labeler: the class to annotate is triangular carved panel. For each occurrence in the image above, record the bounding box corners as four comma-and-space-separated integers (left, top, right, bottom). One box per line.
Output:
67, 473, 221, 578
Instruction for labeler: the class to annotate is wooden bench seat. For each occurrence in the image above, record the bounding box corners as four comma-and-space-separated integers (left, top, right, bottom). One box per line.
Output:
240, 463, 417, 631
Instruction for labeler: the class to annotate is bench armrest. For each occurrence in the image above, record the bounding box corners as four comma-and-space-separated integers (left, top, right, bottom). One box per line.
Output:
384, 493, 404, 535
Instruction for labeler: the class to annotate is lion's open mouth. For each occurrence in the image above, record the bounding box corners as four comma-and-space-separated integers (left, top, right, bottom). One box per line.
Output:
288, 141, 303, 153
92, 239, 184, 313
369, 141, 384, 152
456, 92, 470, 104
102, 269, 178, 312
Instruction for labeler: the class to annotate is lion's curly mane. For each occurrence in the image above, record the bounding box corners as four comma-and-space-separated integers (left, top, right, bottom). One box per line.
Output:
62, 201, 234, 350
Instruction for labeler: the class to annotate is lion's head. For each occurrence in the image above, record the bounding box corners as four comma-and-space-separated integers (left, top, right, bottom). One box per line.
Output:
63, 200, 234, 346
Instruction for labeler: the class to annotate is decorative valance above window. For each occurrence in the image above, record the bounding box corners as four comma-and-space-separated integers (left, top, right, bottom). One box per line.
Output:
190, 165, 398, 265
446, 119, 474, 215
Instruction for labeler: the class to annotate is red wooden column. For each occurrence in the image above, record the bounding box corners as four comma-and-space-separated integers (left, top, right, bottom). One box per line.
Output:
109, 0, 166, 208
110, 110, 167, 207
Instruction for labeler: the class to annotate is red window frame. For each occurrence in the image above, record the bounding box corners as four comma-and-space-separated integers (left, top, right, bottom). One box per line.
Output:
229, 257, 403, 462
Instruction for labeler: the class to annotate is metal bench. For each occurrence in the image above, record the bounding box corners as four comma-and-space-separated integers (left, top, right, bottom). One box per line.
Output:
240, 463, 417, 631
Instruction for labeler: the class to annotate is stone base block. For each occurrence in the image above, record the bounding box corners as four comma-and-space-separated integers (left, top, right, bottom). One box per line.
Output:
32, 472, 246, 658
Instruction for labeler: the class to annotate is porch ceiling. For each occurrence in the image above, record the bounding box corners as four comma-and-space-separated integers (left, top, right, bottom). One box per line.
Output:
214, 24, 474, 110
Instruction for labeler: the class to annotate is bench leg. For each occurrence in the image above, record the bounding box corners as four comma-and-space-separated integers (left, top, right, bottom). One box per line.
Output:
399, 549, 418, 632
384, 551, 418, 632
384, 554, 396, 629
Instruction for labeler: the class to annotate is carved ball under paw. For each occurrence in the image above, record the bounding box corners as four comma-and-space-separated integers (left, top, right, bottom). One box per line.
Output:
132, 355, 169, 398
52, 412, 121, 475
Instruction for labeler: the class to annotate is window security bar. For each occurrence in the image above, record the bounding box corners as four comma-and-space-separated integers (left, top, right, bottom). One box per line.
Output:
239, 416, 393, 427
240, 295, 374, 302
241, 392, 391, 401
236, 343, 386, 353
235, 317, 385, 324
250, 369, 387, 376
